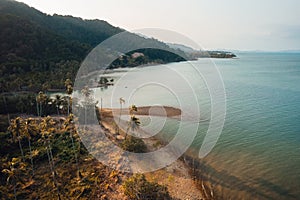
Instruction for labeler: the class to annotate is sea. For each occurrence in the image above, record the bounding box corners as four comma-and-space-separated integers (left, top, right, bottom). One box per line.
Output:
93, 52, 300, 199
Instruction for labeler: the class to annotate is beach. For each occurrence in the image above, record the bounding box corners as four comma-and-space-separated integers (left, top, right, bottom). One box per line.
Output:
100, 105, 181, 118
99, 105, 207, 200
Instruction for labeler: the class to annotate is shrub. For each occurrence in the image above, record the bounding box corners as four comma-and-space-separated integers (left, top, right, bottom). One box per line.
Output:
121, 136, 147, 153
123, 174, 171, 200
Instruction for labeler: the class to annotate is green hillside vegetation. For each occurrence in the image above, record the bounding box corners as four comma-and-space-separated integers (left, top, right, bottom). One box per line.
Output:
109, 49, 185, 69
0, 0, 186, 93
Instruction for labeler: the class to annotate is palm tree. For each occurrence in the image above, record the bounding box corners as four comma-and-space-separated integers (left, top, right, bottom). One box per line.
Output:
2, 157, 26, 200
129, 105, 137, 115
125, 105, 140, 139
64, 78, 72, 88
8, 118, 25, 161
66, 85, 73, 115
81, 86, 92, 126
39, 116, 61, 199
2, 163, 17, 199
65, 79, 73, 115
117, 97, 125, 134
22, 118, 37, 176
36, 91, 47, 116
54, 95, 62, 115
63, 114, 80, 177
81, 86, 91, 98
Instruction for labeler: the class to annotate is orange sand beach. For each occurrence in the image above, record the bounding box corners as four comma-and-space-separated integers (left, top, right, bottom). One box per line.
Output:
100, 105, 181, 118
98, 106, 207, 199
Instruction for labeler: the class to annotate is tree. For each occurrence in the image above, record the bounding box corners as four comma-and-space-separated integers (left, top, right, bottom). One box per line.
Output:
36, 91, 47, 116
65, 79, 73, 115
99, 77, 109, 85
81, 86, 91, 98
125, 105, 140, 139
81, 86, 94, 126
8, 117, 25, 161
2, 157, 27, 200
117, 97, 125, 134
22, 118, 38, 176
63, 114, 81, 177
66, 85, 73, 115
64, 79, 72, 88
39, 116, 61, 199
54, 95, 62, 115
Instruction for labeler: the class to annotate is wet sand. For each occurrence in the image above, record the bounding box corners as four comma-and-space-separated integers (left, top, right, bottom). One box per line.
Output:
100, 105, 181, 118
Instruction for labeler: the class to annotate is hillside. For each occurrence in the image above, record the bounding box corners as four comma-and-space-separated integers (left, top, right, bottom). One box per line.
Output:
0, 0, 186, 93
0, 0, 123, 46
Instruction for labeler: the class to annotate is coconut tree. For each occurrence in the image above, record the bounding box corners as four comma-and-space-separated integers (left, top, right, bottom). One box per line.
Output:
66, 85, 73, 115
36, 91, 47, 117
22, 118, 37, 176
63, 114, 80, 177
129, 105, 137, 115
39, 116, 61, 199
64, 78, 72, 88
8, 117, 25, 161
2, 161, 17, 199
117, 97, 125, 134
2, 157, 26, 200
81, 86, 91, 98
125, 105, 140, 139
54, 95, 62, 115
40, 116, 56, 169
125, 115, 141, 139
81, 86, 92, 126
65, 79, 73, 115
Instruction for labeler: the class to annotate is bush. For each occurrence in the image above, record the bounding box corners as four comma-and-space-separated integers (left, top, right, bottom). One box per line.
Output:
123, 174, 171, 200
121, 136, 147, 153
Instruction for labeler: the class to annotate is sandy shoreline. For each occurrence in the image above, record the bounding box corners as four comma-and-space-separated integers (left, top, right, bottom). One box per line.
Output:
99, 105, 207, 199
100, 105, 181, 118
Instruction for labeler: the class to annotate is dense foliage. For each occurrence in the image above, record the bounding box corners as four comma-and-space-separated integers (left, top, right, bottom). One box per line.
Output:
0, 0, 187, 93
0, 116, 122, 199
109, 48, 185, 69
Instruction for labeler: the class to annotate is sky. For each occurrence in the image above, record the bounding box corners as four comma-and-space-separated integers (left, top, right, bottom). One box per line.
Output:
17, 0, 300, 51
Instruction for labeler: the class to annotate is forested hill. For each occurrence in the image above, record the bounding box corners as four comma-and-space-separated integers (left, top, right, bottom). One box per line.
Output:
0, 0, 123, 46
0, 0, 186, 92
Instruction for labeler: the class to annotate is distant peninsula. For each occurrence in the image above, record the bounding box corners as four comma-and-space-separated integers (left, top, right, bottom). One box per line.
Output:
167, 43, 237, 59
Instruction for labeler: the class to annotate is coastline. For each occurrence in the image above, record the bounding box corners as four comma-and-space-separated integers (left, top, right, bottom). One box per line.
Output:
100, 105, 210, 200
100, 106, 181, 118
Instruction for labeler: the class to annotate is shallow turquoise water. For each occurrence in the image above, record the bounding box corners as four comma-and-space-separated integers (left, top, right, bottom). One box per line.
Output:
97, 52, 300, 199
197, 53, 300, 199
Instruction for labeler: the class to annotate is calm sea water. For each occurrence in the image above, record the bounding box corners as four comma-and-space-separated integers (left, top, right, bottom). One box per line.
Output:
96, 52, 300, 199
194, 53, 300, 199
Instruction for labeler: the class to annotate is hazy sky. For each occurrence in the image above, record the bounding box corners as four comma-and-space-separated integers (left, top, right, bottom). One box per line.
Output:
17, 0, 300, 51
